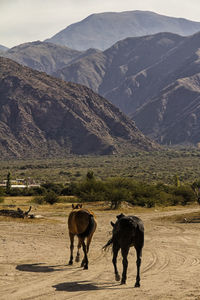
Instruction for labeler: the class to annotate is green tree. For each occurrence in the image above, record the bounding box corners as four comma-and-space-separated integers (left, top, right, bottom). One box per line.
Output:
191, 180, 200, 204
6, 172, 11, 194
86, 171, 94, 181
174, 175, 181, 187
44, 191, 59, 205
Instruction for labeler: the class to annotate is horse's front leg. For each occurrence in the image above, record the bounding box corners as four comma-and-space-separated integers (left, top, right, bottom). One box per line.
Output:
75, 238, 81, 262
135, 247, 142, 287
121, 247, 129, 284
68, 232, 74, 265
112, 243, 120, 281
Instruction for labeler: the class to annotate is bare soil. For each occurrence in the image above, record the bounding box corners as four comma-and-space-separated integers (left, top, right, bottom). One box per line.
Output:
1, 203, 200, 300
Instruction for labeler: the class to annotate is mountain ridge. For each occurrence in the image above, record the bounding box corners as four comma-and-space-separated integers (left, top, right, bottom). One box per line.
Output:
2, 41, 100, 75
45, 10, 200, 50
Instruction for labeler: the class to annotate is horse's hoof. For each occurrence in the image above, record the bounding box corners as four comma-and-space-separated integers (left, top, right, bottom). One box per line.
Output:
83, 265, 88, 270
121, 280, 126, 285
135, 282, 140, 288
115, 274, 120, 281
75, 257, 80, 262
68, 261, 73, 265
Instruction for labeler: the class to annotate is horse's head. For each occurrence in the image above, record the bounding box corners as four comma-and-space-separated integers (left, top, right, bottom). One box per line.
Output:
110, 213, 125, 228
72, 204, 82, 210
117, 213, 125, 220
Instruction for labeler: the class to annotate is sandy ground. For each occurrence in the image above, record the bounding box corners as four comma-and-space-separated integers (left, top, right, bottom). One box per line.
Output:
1, 204, 200, 300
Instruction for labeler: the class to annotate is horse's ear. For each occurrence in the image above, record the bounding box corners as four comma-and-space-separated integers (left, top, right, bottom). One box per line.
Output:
111, 221, 115, 227
117, 213, 125, 220
72, 204, 74, 209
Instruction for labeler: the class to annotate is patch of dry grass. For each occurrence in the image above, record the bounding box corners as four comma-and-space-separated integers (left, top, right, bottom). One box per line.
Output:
156, 210, 200, 223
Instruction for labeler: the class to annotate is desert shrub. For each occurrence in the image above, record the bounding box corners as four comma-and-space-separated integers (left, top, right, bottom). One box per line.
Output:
106, 177, 136, 190
191, 180, 200, 202
9, 188, 24, 196
86, 171, 95, 180
0, 186, 5, 195
61, 182, 78, 195
76, 179, 106, 202
107, 187, 131, 209
74, 171, 81, 177
31, 186, 46, 195
79, 189, 106, 202
172, 185, 196, 205
44, 191, 59, 205
41, 182, 63, 195
129, 183, 159, 207
75, 171, 104, 197
168, 195, 182, 206
67, 172, 197, 209
33, 195, 45, 205
58, 196, 78, 203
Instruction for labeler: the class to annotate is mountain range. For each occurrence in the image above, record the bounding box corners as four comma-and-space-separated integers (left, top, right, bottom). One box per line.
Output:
52, 31, 200, 146
45, 10, 200, 51
53, 32, 184, 112
1, 10, 200, 148
0, 57, 157, 158
3, 41, 100, 74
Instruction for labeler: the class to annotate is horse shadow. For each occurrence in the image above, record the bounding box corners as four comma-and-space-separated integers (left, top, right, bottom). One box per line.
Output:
53, 281, 99, 292
53, 280, 134, 292
16, 263, 67, 273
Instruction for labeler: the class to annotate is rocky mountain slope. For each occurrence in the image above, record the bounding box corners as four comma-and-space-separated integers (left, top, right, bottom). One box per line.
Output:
133, 74, 200, 145
0, 44, 8, 55
2, 41, 100, 74
53, 31, 200, 146
0, 45, 8, 51
0, 57, 157, 158
45, 10, 200, 50
53, 32, 184, 113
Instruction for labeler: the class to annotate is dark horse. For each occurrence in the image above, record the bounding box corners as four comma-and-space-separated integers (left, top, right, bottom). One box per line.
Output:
103, 213, 144, 287
68, 204, 97, 269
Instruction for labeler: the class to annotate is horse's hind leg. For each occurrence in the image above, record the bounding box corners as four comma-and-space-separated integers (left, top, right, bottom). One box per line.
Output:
112, 243, 120, 281
68, 232, 74, 265
80, 239, 88, 270
75, 238, 81, 262
121, 247, 129, 284
135, 247, 142, 287
86, 229, 94, 253
86, 218, 97, 252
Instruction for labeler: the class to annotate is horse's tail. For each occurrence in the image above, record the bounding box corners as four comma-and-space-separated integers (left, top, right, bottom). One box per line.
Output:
77, 214, 95, 238
102, 237, 113, 251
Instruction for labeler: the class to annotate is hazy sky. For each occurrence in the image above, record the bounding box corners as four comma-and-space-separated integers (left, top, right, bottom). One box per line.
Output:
1, 0, 200, 48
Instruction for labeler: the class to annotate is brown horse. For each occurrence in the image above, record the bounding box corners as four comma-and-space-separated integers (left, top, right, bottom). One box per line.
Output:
68, 204, 97, 269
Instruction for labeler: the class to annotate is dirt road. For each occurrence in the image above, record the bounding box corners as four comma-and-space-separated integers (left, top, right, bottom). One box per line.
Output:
1, 204, 200, 300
